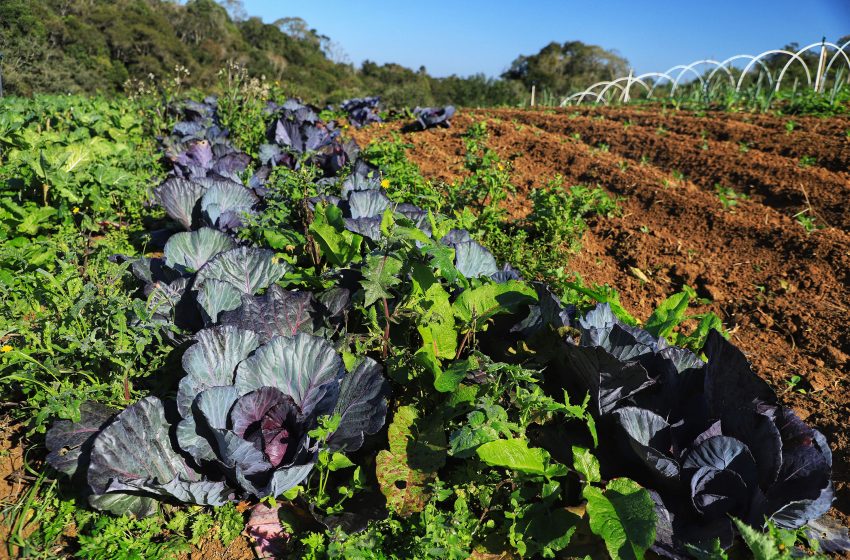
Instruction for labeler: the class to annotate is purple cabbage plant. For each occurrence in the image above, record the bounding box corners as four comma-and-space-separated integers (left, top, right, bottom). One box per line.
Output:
311, 162, 520, 283
46, 327, 389, 516
340, 97, 382, 128
162, 97, 253, 184
411, 106, 456, 130
261, 99, 358, 177
542, 303, 844, 556
114, 227, 292, 336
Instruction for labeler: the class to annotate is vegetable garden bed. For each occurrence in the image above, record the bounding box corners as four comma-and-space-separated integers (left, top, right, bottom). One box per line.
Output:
1, 94, 848, 559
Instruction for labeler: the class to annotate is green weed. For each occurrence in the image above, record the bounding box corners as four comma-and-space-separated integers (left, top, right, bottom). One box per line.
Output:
714, 183, 748, 210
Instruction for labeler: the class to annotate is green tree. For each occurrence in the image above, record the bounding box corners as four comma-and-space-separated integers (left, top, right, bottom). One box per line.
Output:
502, 40, 629, 95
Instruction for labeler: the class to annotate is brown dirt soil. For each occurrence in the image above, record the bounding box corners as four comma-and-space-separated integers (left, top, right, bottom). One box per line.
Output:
557, 106, 850, 172
179, 535, 255, 560
351, 108, 850, 530
0, 417, 30, 560
560, 105, 850, 139
504, 110, 850, 231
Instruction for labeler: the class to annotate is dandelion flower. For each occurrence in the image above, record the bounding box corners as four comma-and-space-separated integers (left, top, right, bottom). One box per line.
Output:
72, 207, 80, 214
1, 345, 12, 353
381, 179, 390, 189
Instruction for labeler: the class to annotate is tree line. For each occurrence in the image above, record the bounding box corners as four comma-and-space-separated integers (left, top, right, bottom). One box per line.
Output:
0, 0, 629, 106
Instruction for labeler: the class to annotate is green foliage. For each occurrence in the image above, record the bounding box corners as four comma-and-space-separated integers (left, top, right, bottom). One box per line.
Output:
375, 406, 447, 517
361, 253, 404, 307
476, 438, 566, 478
447, 122, 515, 228
714, 183, 748, 210
0, 95, 172, 434
502, 40, 629, 96
686, 517, 828, 560
506, 501, 580, 558
560, 277, 638, 325
795, 210, 821, 234
583, 478, 657, 560
798, 155, 818, 168
572, 445, 601, 483
643, 285, 725, 352
0, 0, 527, 106
310, 203, 364, 267
5, 476, 246, 560
527, 179, 619, 251
0, 94, 250, 559
361, 136, 443, 212
216, 61, 284, 157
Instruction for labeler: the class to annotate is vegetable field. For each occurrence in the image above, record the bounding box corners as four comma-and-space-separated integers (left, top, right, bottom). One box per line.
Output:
0, 90, 849, 560
353, 105, 850, 527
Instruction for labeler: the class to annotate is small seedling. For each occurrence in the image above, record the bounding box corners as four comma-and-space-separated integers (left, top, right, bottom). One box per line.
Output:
784, 120, 796, 134
793, 209, 820, 234
738, 142, 750, 153
715, 184, 748, 210
784, 374, 806, 394
798, 155, 817, 168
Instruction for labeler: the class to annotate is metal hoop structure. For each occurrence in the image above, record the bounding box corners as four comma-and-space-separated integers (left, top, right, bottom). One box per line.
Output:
561, 40, 850, 107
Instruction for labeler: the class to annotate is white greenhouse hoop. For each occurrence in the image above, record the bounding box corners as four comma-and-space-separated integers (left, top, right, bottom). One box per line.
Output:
561, 39, 850, 107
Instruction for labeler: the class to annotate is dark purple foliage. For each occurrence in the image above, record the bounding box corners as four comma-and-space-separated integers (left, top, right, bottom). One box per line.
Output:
46, 329, 390, 513
264, 98, 357, 176
341, 97, 382, 128
546, 304, 838, 556
412, 106, 456, 130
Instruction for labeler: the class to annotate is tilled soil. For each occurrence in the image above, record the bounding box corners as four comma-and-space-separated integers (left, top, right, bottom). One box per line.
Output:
511, 110, 850, 230
561, 106, 850, 173
351, 107, 850, 527
0, 418, 29, 560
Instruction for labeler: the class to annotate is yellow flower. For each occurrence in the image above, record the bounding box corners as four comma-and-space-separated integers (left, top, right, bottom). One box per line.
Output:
72, 207, 80, 214
0, 345, 12, 353
497, 163, 504, 171
381, 179, 390, 189
271, 256, 280, 264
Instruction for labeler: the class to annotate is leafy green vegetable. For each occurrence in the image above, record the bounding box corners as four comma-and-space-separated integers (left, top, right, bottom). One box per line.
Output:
476, 438, 565, 478
375, 406, 446, 516
583, 478, 657, 560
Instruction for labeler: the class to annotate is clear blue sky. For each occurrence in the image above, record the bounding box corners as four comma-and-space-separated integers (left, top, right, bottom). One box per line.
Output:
241, 0, 849, 78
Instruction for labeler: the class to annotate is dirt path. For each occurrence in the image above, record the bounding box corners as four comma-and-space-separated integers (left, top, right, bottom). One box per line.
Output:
351, 108, 850, 528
